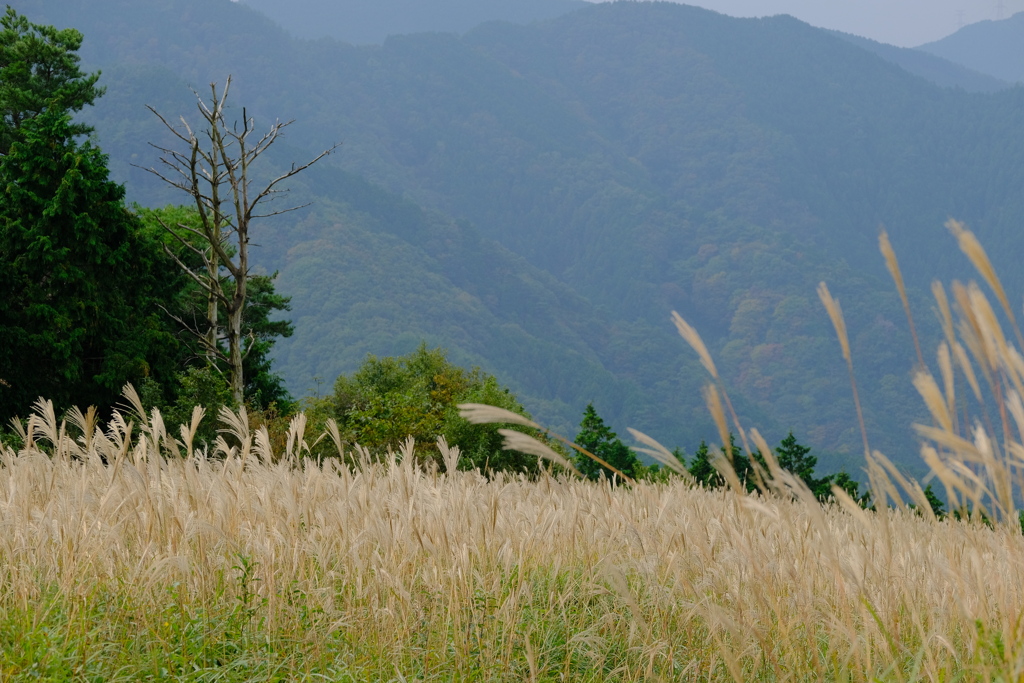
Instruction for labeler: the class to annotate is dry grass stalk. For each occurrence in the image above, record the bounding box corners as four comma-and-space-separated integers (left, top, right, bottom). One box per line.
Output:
880, 228, 925, 370
672, 311, 752, 458
947, 218, 1024, 351
627, 427, 691, 480
672, 311, 718, 379
936, 342, 959, 436
497, 428, 576, 473
817, 282, 871, 459
866, 222, 1024, 529
703, 384, 730, 457
436, 434, 462, 473
459, 403, 541, 429
461, 403, 636, 483
914, 370, 953, 433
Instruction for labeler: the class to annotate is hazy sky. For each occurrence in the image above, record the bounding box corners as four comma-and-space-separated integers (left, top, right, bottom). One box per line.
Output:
593, 0, 1024, 47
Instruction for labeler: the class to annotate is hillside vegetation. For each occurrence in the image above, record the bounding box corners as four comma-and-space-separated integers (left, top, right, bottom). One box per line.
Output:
20, 0, 1024, 470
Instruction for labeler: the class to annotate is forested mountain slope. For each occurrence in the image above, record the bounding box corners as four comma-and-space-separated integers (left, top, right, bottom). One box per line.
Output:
21, 0, 1024, 472
918, 12, 1024, 84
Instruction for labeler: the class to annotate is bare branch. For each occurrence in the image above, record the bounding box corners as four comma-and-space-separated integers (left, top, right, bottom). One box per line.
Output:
161, 245, 228, 305
158, 222, 208, 258
250, 202, 314, 220
155, 304, 229, 363
145, 105, 195, 146
247, 143, 340, 222
241, 330, 258, 361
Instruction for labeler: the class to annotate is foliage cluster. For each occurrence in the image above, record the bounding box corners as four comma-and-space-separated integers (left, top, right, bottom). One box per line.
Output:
322, 344, 544, 474
572, 403, 642, 481
0, 6, 101, 153
0, 8, 177, 418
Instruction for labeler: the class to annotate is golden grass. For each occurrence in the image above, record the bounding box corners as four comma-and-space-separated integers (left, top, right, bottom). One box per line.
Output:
2, 396, 1024, 680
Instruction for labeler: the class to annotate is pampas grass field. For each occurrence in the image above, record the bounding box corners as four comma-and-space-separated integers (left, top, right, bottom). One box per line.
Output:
4, 222, 1024, 681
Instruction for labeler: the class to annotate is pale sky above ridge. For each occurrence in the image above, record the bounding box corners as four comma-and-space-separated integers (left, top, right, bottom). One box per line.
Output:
591, 0, 1024, 47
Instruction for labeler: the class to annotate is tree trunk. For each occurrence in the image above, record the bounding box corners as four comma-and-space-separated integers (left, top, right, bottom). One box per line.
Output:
227, 297, 244, 405
227, 231, 247, 405
206, 251, 219, 368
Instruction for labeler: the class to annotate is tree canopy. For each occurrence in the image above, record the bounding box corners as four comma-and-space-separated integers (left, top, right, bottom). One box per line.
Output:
0, 5, 102, 154
328, 344, 542, 473
573, 403, 641, 482
0, 106, 176, 418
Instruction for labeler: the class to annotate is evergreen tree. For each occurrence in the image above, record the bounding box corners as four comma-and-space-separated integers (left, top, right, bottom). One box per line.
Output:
687, 440, 719, 488
687, 434, 758, 491
914, 483, 945, 518
240, 274, 294, 409
0, 108, 177, 418
776, 431, 817, 486
774, 431, 828, 498
725, 434, 756, 491
772, 431, 868, 503
0, 7, 102, 154
829, 470, 868, 505
573, 403, 640, 482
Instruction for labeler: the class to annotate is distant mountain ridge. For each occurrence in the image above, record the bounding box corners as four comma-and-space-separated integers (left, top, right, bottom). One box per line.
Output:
235, 0, 1017, 94
238, 0, 587, 43
831, 31, 1009, 93
918, 11, 1024, 84
21, 0, 1024, 474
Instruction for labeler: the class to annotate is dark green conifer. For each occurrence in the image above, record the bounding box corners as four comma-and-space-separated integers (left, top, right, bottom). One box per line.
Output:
0, 7, 103, 154
687, 440, 719, 488
0, 108, 175, 417
573, 403, 640, 482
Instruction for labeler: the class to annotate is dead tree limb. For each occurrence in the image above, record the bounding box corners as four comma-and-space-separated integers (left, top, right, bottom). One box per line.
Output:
142, 75, 338, 404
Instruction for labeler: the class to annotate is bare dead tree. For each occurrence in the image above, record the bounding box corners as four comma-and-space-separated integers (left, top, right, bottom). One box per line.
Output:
144, 76, 336, 404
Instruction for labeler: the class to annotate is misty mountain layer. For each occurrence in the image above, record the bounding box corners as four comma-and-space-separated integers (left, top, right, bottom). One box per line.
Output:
832, 31, 1009, 93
